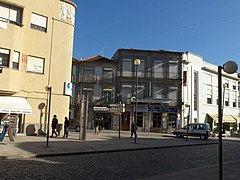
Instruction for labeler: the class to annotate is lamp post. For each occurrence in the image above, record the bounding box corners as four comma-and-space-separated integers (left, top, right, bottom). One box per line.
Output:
218, 61, 238, 180
45, 85, 52, 147
185, 104, 190, 141
134, 59, 141, 143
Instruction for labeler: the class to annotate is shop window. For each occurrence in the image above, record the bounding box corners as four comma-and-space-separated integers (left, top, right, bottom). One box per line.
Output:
31, 13, 47, 32
0, 48, 10, 67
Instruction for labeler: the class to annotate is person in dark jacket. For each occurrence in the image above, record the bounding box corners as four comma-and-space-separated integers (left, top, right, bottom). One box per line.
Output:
50, 115, 58, 138
63, 117, 69, 138
131, 121, 138, 142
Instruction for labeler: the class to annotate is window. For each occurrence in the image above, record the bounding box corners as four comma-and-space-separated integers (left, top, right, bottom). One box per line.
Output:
137, 59, 145, 78
206, 85, 212, 104
121, 84, 132, 103
224, 90, 229, 107
168, 87, 178, 106
103, 68, 113, 82
0, 48, 10, 67
183, 71, 187, 86
12, 51, 20, 69
169, 60, 178, 79
31, 13, 47, 32
122, 59, 132, 77
153, 85, 167, 99
0, 3, 22, 25
153, 60, 165, 79
27, 56, 44, 74
102, 89, 113, 104
232, 91, 237, 107
233, 85, 236, 90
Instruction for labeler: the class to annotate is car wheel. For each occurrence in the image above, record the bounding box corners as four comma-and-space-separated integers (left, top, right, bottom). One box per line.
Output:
75, 126, 80, 132
200, 134, 205, 140
176, 132, 182, 138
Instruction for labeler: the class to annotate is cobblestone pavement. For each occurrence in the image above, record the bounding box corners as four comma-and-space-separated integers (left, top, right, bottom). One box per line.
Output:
1, 141, 240, 180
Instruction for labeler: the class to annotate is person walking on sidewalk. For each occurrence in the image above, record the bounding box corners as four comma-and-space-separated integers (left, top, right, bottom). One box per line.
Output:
50, 115, 58, 138
63, 117, 69, 138
131, 121, 138, 143
94, 118, 100, 135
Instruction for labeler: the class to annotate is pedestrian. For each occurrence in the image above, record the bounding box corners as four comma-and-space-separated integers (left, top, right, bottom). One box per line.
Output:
131, 121, 137, 143
50, 115, 58, 138
63, 117, 69, 138
94, 118, 99, 135
99, 117, 104, 133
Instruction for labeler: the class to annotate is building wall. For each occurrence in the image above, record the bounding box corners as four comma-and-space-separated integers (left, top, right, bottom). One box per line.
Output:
183, 52, 239, 132
0, 0, 76, 133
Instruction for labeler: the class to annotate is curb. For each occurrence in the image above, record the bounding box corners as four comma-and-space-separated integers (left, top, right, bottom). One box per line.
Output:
35, 142, 217, 158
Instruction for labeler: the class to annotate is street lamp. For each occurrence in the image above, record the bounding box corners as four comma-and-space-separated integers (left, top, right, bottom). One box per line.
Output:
218, 61, 238, 180
45, 85, 52, 147
134, 59, 141, 143
185, 104, 190, 141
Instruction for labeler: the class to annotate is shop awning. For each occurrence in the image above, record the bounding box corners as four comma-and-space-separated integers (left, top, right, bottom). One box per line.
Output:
208, 114, 237, 123
0, 96, 32, 114
232, 115, 240, 122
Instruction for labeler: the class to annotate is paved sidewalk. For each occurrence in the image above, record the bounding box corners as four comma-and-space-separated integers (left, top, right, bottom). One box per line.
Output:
0, 129, 218, 159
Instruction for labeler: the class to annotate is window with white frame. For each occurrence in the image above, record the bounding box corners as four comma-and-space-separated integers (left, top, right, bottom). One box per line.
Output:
0, 3, 22, 25
207, 85, 212, 104
12, 51, 20, 69
31, 13, 47, 32
0, 48, 10, 67
232, 91, 237, 107
27, 56, 44, 74
224, 89, 229, 106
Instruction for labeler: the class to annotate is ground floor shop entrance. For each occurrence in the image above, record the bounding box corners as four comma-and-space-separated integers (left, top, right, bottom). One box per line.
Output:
95, 113, 112, 130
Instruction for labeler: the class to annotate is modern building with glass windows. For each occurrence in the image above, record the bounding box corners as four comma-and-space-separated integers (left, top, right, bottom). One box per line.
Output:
0, 0, 76, 135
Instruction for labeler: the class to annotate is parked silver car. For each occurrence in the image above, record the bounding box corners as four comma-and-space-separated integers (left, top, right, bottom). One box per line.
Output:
173, 123, 210, 140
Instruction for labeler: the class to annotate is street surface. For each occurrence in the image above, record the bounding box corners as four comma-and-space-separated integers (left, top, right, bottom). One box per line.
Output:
1, 140, 240, 180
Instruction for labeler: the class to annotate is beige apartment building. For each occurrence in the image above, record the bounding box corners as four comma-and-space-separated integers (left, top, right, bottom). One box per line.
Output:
0, 0, 76, 135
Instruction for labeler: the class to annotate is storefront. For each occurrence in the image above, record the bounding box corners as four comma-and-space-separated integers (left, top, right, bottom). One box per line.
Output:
0, 96, 32, 134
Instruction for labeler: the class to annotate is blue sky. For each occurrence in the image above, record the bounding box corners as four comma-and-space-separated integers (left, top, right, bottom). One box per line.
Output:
72, 0, 240, 69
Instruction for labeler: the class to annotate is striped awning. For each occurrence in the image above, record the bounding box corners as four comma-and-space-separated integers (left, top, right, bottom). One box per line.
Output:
208, 114, 237, 123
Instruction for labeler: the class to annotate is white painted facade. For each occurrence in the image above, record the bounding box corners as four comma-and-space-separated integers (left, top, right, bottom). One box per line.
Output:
181, 52, 239, 132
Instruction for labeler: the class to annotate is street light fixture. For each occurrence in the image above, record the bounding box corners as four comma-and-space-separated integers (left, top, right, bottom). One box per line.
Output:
134, 59, 141, 143
45, 85, 52, 147
218, 61, 238, 180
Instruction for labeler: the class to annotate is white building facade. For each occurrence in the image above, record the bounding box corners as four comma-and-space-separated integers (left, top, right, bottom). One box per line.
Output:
182, 52, 239, 134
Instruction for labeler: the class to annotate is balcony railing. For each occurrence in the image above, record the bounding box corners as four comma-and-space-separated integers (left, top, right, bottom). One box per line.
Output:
117, 71, 181, 80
